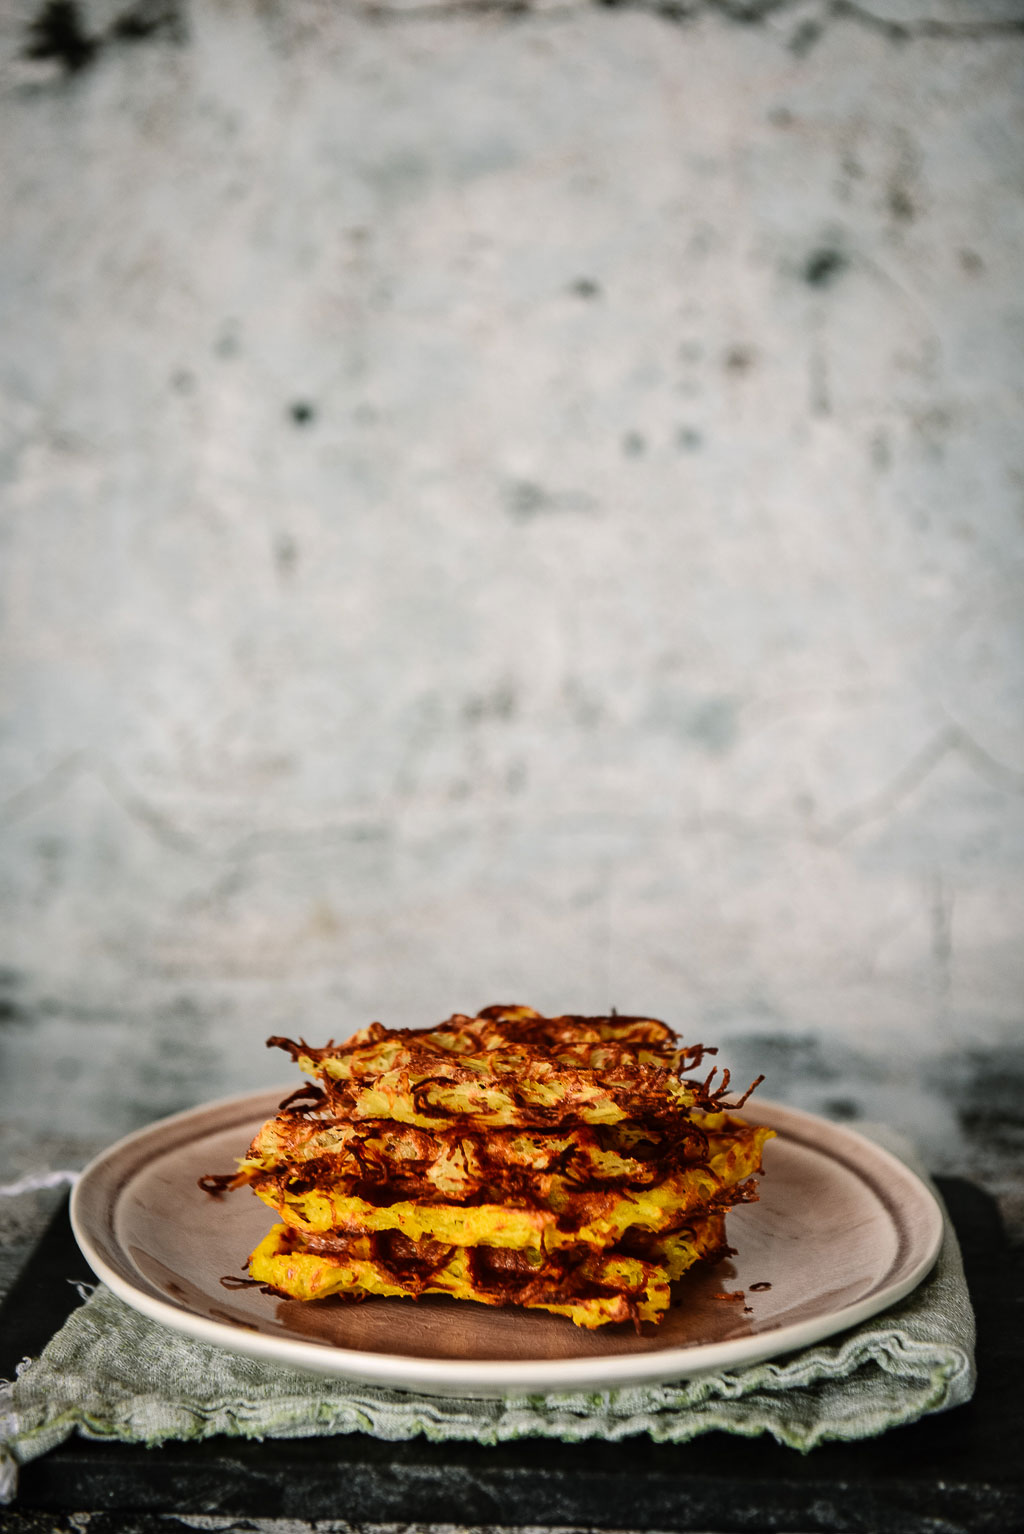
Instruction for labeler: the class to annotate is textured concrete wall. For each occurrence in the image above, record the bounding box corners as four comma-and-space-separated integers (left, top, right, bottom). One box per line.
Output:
1, 0, 1023, 1225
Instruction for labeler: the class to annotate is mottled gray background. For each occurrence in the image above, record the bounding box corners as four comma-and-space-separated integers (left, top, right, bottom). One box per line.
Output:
1, 0, 1023, 1283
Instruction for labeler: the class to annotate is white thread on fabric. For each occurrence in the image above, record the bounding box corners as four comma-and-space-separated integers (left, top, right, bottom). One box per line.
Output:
0, 1377, 17, 1431
0, 1442, 17, 1505
0, 1170, 80, 1198
0, 1375, 23, 1504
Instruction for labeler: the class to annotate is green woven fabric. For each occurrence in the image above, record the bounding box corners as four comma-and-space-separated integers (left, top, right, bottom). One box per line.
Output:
0, 1136, 975, 1502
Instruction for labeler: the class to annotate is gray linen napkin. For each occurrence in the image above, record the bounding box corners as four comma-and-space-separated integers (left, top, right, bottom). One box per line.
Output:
0, 1129, 976, 1502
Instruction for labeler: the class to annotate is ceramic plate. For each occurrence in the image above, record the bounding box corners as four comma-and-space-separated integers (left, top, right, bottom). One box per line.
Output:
70, 1091, 943, 1397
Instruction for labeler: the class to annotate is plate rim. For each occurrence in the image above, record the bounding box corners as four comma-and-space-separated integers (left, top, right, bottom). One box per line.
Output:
70, 1089, 945, 1397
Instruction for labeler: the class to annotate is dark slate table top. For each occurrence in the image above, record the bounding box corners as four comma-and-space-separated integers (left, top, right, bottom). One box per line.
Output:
1, 1178, 1022, 1534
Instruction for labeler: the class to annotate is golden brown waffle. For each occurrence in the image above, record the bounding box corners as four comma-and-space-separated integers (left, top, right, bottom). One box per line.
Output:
202, 1006, 772, 1330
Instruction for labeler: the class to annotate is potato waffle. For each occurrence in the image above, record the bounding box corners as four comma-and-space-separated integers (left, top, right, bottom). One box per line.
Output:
203, 1005, 772, 1329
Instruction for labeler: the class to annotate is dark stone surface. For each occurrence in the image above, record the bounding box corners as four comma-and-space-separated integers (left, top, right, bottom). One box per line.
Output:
1, 1180, 1022, 1532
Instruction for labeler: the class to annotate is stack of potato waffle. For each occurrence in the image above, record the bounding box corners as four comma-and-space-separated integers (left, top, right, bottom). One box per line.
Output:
222, 1005, 773, 1329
